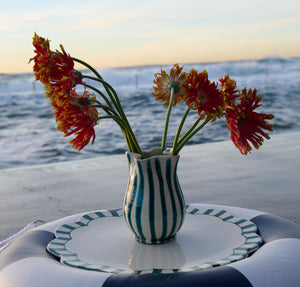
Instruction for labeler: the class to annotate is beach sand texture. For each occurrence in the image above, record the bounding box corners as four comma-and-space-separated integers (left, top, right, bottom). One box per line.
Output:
0, 131, 299, 241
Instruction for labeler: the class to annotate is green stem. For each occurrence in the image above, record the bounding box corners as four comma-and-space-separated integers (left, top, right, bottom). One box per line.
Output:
97, 110, 141, 154
74, 58, 119, 114
73, 58, 121, 112
87, 82, 141, 154
96, 115, 135, 152
73, 57, 103, 80
171, 107, 191, 155
121, 130, 135, 153
76, 99, 118, 117
100, 80, 143, 155
96, 115, 127, 130
85, 80, 142, 154
176, 117, 201, 147
73, 58, 142, 155
174, 119, 210, 154
161, 87, 174, 153
100, 80, 128, 117
82, 75, 119, 110
83, 83, 114, 111
126, 128, 142, 154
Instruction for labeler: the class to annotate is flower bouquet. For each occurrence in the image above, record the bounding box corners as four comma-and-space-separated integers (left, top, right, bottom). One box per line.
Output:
30, 33, 274, 243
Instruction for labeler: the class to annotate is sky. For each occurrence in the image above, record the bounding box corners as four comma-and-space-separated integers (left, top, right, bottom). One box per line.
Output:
0, 0, 299, 74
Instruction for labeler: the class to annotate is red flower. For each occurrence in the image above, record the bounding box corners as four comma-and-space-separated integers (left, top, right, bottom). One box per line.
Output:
219, 75, 238, 106
55, 89, 98, 151
226, 88, 274, 155
152, 64, 188, 106
31, 33, 99, 151
30, 33, 82, 96
31, 33, 52, 84
186, 69, 224, 120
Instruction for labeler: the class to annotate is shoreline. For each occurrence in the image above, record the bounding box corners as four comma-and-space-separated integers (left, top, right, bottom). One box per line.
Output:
1, 131, 299, 241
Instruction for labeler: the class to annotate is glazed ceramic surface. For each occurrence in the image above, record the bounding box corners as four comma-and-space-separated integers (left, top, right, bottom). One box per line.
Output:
123, 148, 185, 244
47, 206, 262, 274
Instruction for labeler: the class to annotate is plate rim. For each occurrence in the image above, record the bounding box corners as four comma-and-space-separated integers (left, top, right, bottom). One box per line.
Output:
47, 206, 262, 274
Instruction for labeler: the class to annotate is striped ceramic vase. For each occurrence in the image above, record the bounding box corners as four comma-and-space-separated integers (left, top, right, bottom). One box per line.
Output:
123, 148, 186, 244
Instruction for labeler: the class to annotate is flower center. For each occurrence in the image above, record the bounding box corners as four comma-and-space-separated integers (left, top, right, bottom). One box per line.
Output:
167, 81, 181, 94
198, 92, 207, 103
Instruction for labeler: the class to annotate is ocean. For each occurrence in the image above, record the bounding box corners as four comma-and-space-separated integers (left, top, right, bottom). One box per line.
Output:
0, 56, 299, 170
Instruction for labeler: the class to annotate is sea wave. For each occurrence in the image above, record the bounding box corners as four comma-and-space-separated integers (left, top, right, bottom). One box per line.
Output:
0, 57, 299, 169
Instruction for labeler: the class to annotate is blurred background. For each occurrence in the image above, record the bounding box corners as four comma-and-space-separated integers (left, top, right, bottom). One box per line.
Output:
0, 0, 299, 169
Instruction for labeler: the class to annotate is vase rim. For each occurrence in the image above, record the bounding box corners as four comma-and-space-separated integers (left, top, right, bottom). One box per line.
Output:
126, 147, 180, 160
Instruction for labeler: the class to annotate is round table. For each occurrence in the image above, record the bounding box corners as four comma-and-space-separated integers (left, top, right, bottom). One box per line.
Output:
1, 203, 300, 287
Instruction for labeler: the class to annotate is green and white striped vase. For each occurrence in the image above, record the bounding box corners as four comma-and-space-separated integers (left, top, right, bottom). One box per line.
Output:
123, 148, 186, 244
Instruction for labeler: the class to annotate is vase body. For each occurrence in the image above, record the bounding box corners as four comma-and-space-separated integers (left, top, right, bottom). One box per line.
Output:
123, 148, 185, 244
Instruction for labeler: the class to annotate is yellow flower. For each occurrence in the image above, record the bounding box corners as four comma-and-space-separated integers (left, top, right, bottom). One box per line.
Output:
152, 64, 188, 106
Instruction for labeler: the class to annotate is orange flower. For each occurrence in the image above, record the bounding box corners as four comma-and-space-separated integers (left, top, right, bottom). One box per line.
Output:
55, 89, 98, 151
31, 33, 52, 84
219, 75, 238, 106
30, 33, 82, 96
31, 33, 99, 151
226, 88, 274, 155
152, 64, 188, 106
186, 69, 224, 120
31, 34, 274, 155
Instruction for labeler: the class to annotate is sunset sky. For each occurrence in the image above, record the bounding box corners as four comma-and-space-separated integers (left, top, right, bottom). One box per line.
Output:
1, 0, 299, 73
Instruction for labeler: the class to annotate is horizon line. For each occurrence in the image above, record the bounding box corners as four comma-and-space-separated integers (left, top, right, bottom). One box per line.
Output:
1, 54, 299, 76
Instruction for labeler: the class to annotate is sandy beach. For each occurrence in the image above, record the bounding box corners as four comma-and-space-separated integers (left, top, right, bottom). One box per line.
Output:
0, 130, 299, 241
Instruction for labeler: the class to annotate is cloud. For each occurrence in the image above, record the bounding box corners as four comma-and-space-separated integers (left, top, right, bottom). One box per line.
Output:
11, 33, 27, 39
1, 0, 299, 73
0, 11, 49, 31
23, 13, 48, 22
0, 16, 17, 31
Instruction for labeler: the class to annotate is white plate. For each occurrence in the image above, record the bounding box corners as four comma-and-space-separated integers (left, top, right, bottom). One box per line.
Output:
47, 206, 262, 274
